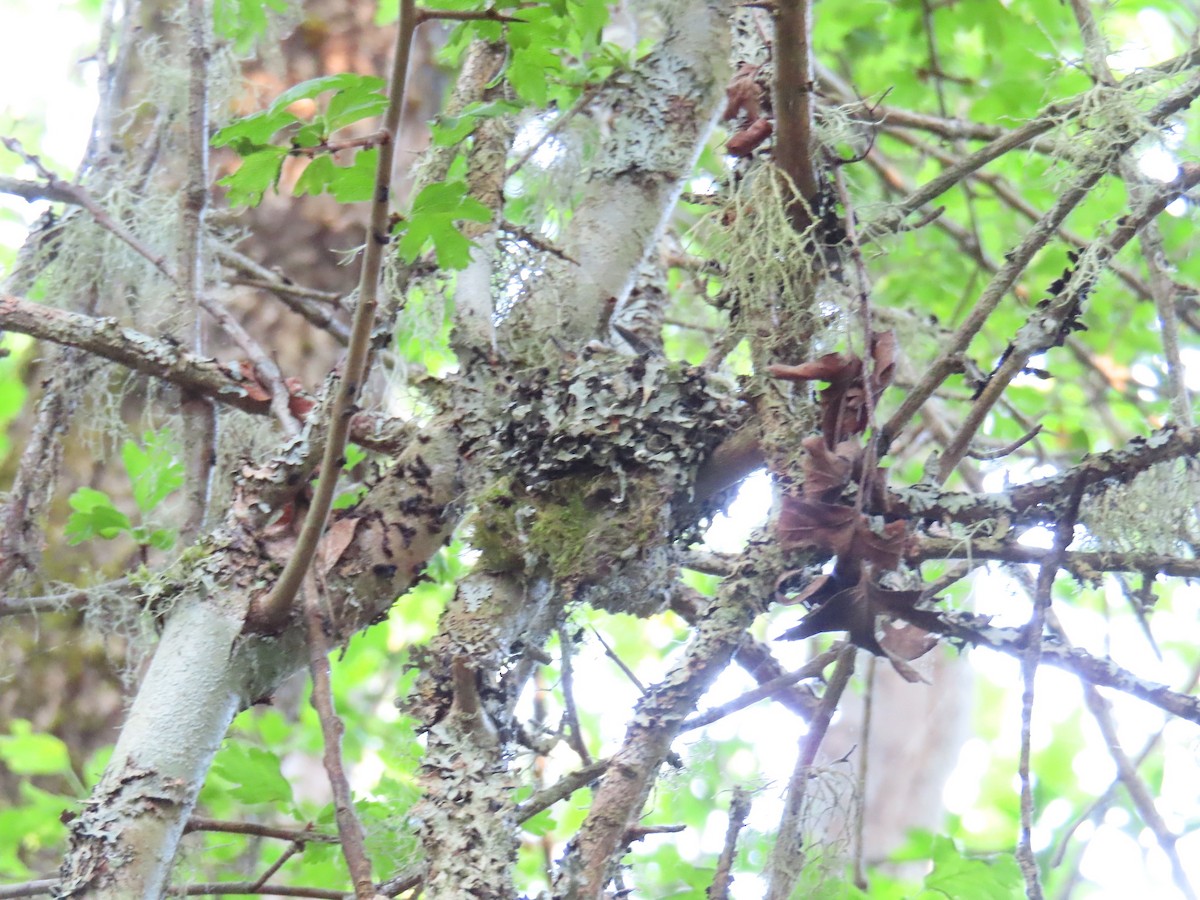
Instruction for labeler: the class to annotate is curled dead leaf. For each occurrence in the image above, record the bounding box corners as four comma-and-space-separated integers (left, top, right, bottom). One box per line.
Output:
768, 331, 898, 445
723, 62, 765, 122
726, 118, 773, 157
777, 496, 858, 557
776, 566, 929, 661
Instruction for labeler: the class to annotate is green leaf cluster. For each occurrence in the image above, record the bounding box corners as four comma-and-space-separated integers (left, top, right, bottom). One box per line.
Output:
395, 181, 492, 268
65, 428, 182, 550
213, 0, 289, 54
0, 721, 85, 878
211, 73, 388, 206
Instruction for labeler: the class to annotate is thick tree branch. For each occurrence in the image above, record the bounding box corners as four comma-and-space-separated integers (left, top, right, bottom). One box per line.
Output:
502, 0, 730, 355
0, 294, 276, 412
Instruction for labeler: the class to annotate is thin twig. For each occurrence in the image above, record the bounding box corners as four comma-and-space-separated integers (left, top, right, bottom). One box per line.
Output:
1050, 656, 1200, 869
967, 424, 1043, 461
1081, 678, 1196, 899
879, 126, 1155, 301
911, 537, 1200, 579
288, 130, 390, 157
682, 646, 841, 731
170, 883, 348, 897
212, 239, 352, 342
248, 842, 304, 892
707, 787, 752, 900
196, 290, 301, 436
184, 817, 336, 843
1018, 481, 1081, 899
505, 84, 603, 179
935, 158, 1200, 479
591, 626, 646, 694
852, 655, 875, 890
558, 627, 593, 765
1135, 193, 1194, 426
256, 0, 419, 627
304, 577, 377, 899
416, 5, 529, 24
765, 644, 857, 900
517, 759, 611, 823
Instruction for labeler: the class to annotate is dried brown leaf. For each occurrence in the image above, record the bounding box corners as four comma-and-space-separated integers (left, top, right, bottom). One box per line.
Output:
722, 62, 764, 121
855, 518, 908, 571
800, 435, 856, 499
726, 118, 773, 157
777, 496, 858, 556
320, 516, 361, 574
776, 568, 930, 659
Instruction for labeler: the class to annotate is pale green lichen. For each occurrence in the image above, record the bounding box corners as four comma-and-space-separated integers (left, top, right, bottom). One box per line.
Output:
1080, 459, 1200, 556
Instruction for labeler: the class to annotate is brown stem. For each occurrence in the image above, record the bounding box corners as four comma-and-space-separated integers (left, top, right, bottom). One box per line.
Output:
304, 579, 378, 899
772, 0, 819, 230
765, 645, 856, 900
257, 0, 419, 627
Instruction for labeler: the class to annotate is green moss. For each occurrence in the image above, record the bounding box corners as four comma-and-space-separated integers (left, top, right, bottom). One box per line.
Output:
527, 473, 665, 586
468, 472, 668, 586
469, 478, 526, 573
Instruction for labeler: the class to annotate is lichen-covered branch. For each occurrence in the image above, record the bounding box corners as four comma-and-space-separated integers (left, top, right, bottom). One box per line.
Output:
56, 428, 459, 898
901, 607, 1200, 726
0, 293, 277, 414
555, 542, 777, 897
889, 424, 1200, 526
502, 0, 731, 356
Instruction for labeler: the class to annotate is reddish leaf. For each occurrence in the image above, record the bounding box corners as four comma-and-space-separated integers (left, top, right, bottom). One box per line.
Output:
769, 332, 898, 445
722, 62, 764, 121
878, 620, 937, 662
320, 515, 361, 574
768, 352, 859, 385
777, 496, 858, 556
870, 331, 898, 394
800, 435, 856, 500
727, 118, 773, 157
285, 378, 315, 418
776, 566, 929, 659
231, 360, 271, 403
855, 518, 908, 570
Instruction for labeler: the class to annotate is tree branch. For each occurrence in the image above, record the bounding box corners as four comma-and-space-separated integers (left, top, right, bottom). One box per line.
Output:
765, 645, 856, 900
936, 158, 1200, 479
248, 0, 418, 627
773, 0, 820, 229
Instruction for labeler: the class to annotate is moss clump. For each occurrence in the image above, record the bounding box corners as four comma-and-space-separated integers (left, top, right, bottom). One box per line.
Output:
467, 471, 668, 590
469, 478, 526, 573
527, 473, 666, 590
